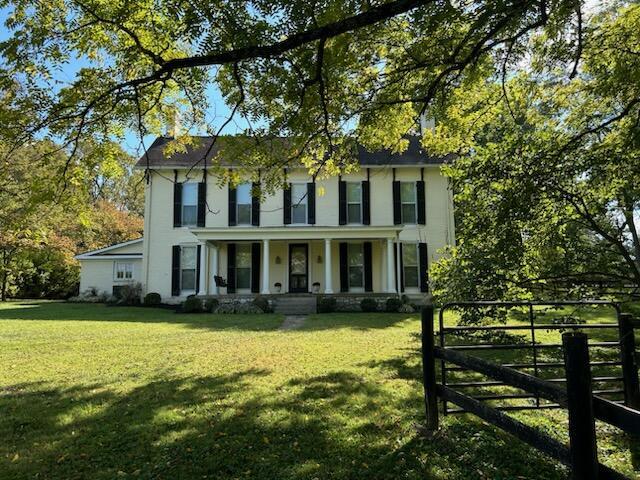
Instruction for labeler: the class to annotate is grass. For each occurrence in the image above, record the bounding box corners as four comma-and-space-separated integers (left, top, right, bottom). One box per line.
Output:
0, 301, 638, 479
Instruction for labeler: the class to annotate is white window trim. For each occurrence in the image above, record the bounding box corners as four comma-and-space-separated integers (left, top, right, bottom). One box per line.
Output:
181, 182, 199, 228
402, 242, 420, 290
348, 242, 365, 292
236, 183, 253, 226
234, 243, 253, 292
346, 182, 363, 225
401, 182, 417, 225
290, 182, 308, 225
180, 245, 198, 295
114, 261, 134, 282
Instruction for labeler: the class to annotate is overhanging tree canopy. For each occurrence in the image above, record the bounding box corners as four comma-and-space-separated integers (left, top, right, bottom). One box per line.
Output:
0, 0, 599, 181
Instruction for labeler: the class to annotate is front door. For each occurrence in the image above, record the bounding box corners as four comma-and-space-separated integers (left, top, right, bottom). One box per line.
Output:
289, 244, 308, 293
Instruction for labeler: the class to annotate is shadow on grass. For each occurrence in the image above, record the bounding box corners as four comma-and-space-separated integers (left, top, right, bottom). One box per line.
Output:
1, 367, 570, 480
0, 302, 283, 331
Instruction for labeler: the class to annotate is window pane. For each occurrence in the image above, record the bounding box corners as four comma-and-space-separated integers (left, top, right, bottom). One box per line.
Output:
348, 244, 363, 266
182, 183, 198, 206
347, 183, 361, 203
402, 244, 418, 266
237, 204, 251, 224
402, 204, 416, 224
400, 182, 415, 203
237, 183, 251, 204
292, 204, 306, 223
404, 267, 419, 287
236, 268, 251, 289
236, 245, 251, 268
182, 205, 197, 226
181, 269, 196, 290
347, 204, 361, 224
181, 247, 196, 269
349, 266, 363, 287
291, 184, 307, 205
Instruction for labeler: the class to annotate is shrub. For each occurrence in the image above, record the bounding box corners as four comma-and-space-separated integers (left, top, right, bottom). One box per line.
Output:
401, 294, 410, 305
116, 283, 142, 306
204, 298, 219, 313
252, 295, 271, 313
182, 296, 203, 313
214, 303, 236, 314
235, 303, 264, 314
385, 297, 402, 313
317, 297, 337, 313
360, 298, 378, 312
68, 289, 107, 303
144, 292, 162, 306
398, 303, 415, 314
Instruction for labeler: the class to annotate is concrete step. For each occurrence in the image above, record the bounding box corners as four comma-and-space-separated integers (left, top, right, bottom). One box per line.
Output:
273, 296, 317, 314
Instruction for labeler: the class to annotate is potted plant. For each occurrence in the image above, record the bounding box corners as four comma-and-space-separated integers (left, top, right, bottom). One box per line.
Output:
274, 282, 282, 293
312, 282, 321, 294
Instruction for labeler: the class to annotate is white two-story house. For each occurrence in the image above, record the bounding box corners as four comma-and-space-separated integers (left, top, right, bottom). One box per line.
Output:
127, 135, 455, 305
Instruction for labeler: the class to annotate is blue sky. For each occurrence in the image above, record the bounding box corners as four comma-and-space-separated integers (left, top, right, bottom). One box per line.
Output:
0, 6, 247, 157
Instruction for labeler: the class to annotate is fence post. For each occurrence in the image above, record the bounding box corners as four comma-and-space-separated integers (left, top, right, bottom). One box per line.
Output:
563, 332, 598, 480
618, 313, 640, 410
421, 305, 439, 433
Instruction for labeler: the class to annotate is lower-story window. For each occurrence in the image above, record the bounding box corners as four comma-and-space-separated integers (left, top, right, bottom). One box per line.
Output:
236, 244, 252, 290
115, 261, 133, 280
403, 243, 419, 288
348, 243, 364, 290
181, 246, 197, 293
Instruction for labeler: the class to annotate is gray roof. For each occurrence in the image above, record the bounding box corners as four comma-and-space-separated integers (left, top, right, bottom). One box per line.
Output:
135, 135, 451, 169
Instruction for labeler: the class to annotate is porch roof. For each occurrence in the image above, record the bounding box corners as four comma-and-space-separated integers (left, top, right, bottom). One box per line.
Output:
189, 225, 403, 241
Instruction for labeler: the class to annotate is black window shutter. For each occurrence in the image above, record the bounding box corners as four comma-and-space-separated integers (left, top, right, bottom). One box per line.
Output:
228, 185, 237, 226
364, 241, 373, 292
362, 180, 371, 225
251, 182, 260, 226
419, 242, 428, 292
173, 183, 182, 227
196, 244, 202, 293
339, 242, 349, 292
307, 182, 316, 224
171, 245, 181, 295
283, 184, 292, 224
338, 180, 347, 225
251, 242, 260, 293
417, 180, 426, 225
197, 183, 207, 227
227, 243, 236, 293
393, 181, 401, 225
394, 243, 404, 293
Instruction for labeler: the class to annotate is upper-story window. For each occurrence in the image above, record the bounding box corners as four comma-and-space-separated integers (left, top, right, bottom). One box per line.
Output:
236, 183, 252, 225
291, 183, 308, 224
115, 262, 133, 280
180, 246, 197, 293
181, 183, 198, 227
347, 183, 362, 224
400, 182, 417, 224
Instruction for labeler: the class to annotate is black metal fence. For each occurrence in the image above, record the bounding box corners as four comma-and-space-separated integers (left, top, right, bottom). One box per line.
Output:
421, 303, 640, 479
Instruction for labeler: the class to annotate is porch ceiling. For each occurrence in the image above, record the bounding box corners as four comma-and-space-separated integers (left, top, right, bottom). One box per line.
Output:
189, 225, 402, 241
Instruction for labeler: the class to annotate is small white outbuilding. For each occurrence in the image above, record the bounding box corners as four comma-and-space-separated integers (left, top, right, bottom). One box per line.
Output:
75, 238, 143, 296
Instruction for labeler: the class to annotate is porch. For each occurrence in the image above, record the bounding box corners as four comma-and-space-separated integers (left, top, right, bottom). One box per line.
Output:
189, 226, 422, 296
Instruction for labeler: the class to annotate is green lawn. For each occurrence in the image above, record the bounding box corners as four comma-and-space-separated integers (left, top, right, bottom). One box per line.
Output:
0, 301, 638, 479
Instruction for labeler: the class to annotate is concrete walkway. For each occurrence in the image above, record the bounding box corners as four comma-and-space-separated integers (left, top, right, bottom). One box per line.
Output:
280, 315, 307, 330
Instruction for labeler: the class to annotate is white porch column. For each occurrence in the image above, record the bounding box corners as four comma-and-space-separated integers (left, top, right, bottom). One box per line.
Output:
386, 237, 397, 293
198, 242, 208, 295
261, 239, 270, 294
395, 237, 402, 294
211, 244, 219, 294
324, 239, 333, 294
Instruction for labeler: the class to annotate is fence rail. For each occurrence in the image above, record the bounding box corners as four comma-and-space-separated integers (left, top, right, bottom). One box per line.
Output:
421, 303, 640, 479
